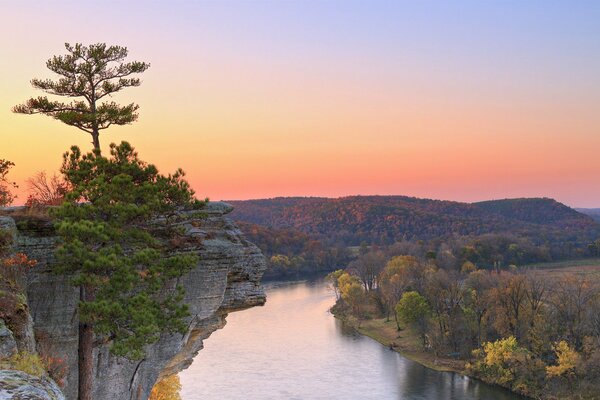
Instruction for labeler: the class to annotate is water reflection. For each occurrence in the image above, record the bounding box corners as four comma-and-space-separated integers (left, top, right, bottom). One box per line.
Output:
180, 280, 522, 400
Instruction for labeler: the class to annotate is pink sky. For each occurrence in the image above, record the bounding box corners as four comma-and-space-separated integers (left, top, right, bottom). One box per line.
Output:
1, 1, 600, 207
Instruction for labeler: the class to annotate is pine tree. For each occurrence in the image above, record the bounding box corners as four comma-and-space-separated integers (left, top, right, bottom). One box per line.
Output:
13, 43, 149, 151
53, 142, 203, 400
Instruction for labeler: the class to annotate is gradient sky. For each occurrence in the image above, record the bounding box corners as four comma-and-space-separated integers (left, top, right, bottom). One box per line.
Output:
1, 1, 600, 206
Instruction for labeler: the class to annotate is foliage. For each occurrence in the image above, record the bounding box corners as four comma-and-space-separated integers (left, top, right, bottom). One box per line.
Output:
230, 196, 598, 251
53, 141, 202, 359
337, 272, 364, 315
0, 159, 18, 206
348, 250, 386, 291
546, 341, 580, 378
325, 269, 344, 300
0, 229, 11, 255
468, 336, 529, 385
0, 350, 67, 386
333, 245, 600, 398
41, 355, 68, 387
379, 256, 418, 321
236, 221, 352, 278
395, 291, 430, 344
2, 351, 46, 377
13, 43, 150, 150
0, 253, 37, 289
460, 261, 477, 274
230, 196, 600, 282
149, 375, 182, 400
395, 291, 430, 325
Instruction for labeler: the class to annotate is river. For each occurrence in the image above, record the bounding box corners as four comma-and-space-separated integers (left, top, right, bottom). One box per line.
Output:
180, 280, 522, 400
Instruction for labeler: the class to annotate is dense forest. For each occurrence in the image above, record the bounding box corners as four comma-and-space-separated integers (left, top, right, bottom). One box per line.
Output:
230, 196, 600, 277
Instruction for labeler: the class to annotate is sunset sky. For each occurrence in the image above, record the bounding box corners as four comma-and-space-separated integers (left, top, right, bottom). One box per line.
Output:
1, 1, 600, 207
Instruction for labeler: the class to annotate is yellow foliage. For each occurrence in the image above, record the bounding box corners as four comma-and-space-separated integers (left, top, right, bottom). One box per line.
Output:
461, 261, 477, 274
484, 336, 520, 367
149, 375, 182, 400
546, 341, 580, 378
2, 351, 46, 377
337, 272, 361, 294
467, 336, 528, 386
336, 272, 364, 314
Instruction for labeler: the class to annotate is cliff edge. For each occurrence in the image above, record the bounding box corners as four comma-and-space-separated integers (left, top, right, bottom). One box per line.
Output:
2, 202, 266, 400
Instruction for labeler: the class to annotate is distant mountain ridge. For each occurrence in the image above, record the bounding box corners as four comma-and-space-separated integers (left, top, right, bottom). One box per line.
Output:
229, 196, 599, 245
576, 208, 600, 223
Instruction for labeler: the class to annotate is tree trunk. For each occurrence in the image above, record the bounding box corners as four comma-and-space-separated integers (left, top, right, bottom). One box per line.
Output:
91, 131, 100, 152
90, 95, 100, 152
78, 285, 94, 400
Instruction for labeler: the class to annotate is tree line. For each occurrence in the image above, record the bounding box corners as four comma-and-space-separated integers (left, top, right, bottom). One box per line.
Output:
328, 248, 600, 399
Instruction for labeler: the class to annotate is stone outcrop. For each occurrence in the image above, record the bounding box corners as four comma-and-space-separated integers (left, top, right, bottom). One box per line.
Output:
0, 370, 65, 400
0, 321, 17, 359
1, 202, 266, 400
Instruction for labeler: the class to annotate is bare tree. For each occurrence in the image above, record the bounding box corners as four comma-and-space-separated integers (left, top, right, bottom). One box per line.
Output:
348, 250, 386, 291
25, 171, 69, 206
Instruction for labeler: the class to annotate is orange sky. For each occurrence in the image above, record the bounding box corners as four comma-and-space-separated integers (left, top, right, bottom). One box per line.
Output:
1, 1, 600, 207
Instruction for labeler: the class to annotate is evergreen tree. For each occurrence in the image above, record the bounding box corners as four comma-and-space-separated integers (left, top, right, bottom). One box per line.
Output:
13, 43, 149, 151
53, 142, 203, 400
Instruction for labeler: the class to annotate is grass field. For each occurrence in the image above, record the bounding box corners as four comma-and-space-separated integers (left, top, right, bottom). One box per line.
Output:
523, 258, 600, 278
524, 258, 600, 269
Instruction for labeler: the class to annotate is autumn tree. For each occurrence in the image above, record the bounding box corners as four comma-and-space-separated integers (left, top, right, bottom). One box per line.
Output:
25, 171, 69, 207
0, 159, 18, 206
53, 142, 202, 400
337, 272, 365, 315
548, 274, 599, 348
546, 341, 580, 380
379, 256, 415, 328
493, 273, 528, 341
468, 336, 529, 386
13, 43, 149, 151
424, 268, 467, 352
348, 250, 386, 291
325, 269, 345, 300
523, 271, 550, 352
464, 270, 497, 347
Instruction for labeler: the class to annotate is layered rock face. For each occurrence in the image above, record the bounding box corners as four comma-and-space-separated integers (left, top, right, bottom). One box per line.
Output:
0, 370, 65, 400
4, 202, 265, 400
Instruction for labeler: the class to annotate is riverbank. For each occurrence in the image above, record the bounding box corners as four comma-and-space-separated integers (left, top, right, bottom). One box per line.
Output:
330, 306, 532, 399
330, 308, 465, 374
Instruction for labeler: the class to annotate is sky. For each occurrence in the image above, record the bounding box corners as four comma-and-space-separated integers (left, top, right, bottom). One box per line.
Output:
1, 1, 600, 207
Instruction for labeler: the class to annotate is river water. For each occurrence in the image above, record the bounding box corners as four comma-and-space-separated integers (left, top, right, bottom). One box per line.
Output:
180, 280, 522, 400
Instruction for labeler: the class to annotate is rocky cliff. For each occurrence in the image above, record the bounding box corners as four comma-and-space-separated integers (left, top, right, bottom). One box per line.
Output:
1, 202, 266, 400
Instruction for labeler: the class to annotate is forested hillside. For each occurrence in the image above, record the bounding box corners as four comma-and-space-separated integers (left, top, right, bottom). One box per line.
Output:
576, 208, 600, 222
231, 196, 598, 244
230, 196, 600, 277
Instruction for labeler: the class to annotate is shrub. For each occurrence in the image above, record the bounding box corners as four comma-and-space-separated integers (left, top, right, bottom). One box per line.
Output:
149, 375, 182, 400
42, 355, 68, 387
1, 351, 46, 377
0, 253, 37, 289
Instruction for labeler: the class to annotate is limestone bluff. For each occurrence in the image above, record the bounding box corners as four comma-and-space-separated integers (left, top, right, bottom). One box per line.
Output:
1, 202, 266, 400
